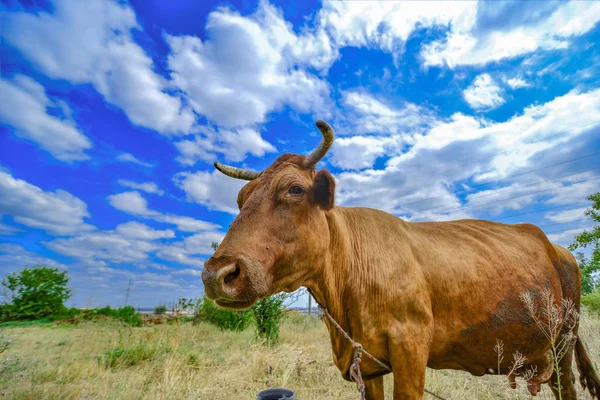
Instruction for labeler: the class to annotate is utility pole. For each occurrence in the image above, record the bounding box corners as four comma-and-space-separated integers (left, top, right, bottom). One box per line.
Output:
308, 293, 312, 315
124, 279, 132, 307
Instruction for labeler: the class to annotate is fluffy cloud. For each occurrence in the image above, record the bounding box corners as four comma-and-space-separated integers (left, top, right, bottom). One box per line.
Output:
114, 221, 175, 240
331, 136, 403, 170
117, 180, 164, 195
505, 76, 532, 89
116, 153, 154, 168
107, 191, 220, 231
0, 170, 94, 236
422, 1, 600, 68
166, 1, 331, 130
43, 221, 195, 270
318, 1, 474, 59
0, 75, 92, 162
107, 191, 155, 217
173, 170, 246, 215
463, 74, 505, 110
0, 243, 68, 276
341, 91, 434, 136
175, 126, 276, 166
3, 0, 195, 135
545, 207, 589, 224
335, 88, 600, 221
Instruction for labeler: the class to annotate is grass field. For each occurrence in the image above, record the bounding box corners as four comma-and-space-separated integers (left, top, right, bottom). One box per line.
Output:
1, 309, 598, 400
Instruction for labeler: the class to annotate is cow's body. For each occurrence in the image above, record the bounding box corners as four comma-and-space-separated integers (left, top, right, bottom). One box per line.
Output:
203, 121, 600, 399
306, 207, 580, 398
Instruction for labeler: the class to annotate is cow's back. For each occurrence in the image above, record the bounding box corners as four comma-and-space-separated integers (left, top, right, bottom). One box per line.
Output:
406, 219, 579, 374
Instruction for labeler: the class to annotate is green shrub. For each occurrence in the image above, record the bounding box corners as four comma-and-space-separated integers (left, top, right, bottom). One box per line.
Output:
98, 340, 171, 369
196, 296, 252, 331
251, 294, 287, 343
154, 303, 167, 315
582, 286, 600, 313
51, 306, 142, 326
0, 332, 10, 355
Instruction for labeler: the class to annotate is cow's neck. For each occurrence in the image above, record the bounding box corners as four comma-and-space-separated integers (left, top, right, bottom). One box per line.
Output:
304, 207, 376, 374
306, 207, 355, 325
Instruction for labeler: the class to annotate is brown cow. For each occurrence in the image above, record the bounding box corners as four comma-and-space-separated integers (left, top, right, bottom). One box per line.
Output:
202, 120, 600, 400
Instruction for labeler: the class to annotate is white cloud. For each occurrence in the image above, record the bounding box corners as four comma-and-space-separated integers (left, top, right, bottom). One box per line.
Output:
318, 1, 475, 60
166, 1, 331, 129
44, 223, 166, 265
0, 221, 23, 235
155, 246, 205, 267
0, 170, 94, 236
173, 170, 246, 215
0, 75, 92, 162
172, 269, 203, 277
116, 153, 154, 168
341, 91, 434, 136
422, 1, 600, 68
0, 243, 68, 276
107, 191, 156, 217
3, 0, 195, 135
463, 74, 505, 110
331, 135, 403, 170
545, 207, 588, 224
157, 215, 219, 233
334, 88, 600, 220
505, 76, 532, 89
114, 221, 175, 240
174, 126, 276, 166
117, 180, 164, 195
182, 231, 226, 255
107, 191, 220, 232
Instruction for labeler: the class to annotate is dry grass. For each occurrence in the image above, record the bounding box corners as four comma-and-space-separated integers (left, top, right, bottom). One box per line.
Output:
0, 309, 598, 400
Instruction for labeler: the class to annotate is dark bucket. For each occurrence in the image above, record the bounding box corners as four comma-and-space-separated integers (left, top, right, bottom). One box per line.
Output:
256, 388, 296, 399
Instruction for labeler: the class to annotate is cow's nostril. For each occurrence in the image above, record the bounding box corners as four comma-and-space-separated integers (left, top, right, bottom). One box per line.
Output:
224, 265, 241, 285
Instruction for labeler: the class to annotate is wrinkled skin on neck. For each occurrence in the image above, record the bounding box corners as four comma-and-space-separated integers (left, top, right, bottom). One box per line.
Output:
203, 154, 335, 309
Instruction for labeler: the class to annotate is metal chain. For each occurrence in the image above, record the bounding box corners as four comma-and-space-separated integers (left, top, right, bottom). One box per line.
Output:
318, 304, 447, 400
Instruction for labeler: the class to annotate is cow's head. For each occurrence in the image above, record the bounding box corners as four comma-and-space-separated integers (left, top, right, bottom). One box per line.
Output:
202, 120, 336, 309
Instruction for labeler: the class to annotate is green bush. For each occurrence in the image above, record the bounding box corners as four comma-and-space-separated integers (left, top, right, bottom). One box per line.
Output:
251, 294, 288, 343
0, 332, 10, 355
52, 305, 142, 326
582, 286, 600, 313
1, 265, 71, 321
154, 303, 167, 315
98, 340, 171, 369
196, 296, 252, 331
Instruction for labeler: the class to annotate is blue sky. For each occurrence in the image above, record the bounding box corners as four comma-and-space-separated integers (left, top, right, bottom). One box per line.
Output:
1, 0, 599, 308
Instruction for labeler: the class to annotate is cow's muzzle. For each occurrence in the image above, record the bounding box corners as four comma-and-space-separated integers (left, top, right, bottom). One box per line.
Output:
202, 257, 244, 301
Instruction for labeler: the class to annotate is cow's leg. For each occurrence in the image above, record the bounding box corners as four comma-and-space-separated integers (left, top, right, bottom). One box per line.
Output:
388, 328, 430, 400
364, 376, 384, 400
547, 346, 577, 400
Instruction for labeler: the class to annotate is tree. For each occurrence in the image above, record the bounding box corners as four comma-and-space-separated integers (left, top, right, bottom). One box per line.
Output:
568, 192, 600, 295
1, 265, 72, 320
251, 293, 288, 343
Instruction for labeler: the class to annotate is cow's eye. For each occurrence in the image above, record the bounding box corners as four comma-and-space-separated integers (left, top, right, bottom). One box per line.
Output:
288, 185, 304, 195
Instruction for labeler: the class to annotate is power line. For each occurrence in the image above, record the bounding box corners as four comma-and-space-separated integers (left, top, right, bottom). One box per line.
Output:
397, 120, 600, 210
492, 202, 590, 222
536, 219, 590, 230
412, 175, 600, 220
543, 224, 596, 236
404, 151, 600, 211
411, 165, 600, 217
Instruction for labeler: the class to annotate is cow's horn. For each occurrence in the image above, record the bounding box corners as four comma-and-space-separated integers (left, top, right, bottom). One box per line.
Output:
214, 161, 261, 181
304, 120, 335, 168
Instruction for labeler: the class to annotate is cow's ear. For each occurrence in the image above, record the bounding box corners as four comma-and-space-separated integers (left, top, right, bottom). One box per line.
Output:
311, 170, 335, 210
